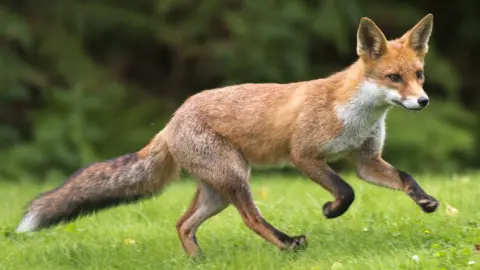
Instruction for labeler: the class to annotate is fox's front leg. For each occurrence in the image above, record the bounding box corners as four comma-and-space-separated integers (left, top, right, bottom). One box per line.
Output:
356, 156, 439, 213
352, 119, 439, 213
292, 155, 355, 219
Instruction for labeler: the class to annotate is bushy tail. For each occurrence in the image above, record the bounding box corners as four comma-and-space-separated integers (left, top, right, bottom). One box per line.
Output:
16, 130, 179, 233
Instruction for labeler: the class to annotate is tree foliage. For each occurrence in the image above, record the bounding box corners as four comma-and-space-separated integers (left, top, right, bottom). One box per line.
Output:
0, 0, 477, 182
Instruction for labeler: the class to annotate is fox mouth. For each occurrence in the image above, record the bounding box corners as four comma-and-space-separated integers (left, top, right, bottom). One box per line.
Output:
391, 100, 424, 111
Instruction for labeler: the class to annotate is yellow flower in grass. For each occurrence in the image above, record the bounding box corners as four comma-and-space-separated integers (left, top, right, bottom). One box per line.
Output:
259, 187, 268, 200
446, 204, 459, 216
124, 239, 136, 245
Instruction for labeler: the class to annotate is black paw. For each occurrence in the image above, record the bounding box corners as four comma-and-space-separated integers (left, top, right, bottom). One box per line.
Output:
322, 199, 353, 219
416, 195, 439, 213
290, 235, 307, 251
323, 201, 335, 218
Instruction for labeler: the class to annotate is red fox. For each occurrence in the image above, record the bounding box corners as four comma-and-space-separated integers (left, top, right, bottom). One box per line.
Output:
16, 14, 439, 257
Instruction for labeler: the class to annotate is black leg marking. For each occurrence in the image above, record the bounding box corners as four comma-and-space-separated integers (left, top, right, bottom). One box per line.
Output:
262, 218, 307, 250
398, 170, 439, 213
322, 171, 355, 219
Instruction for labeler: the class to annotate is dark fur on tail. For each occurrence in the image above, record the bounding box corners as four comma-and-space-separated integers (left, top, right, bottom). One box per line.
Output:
16, 132, 179, 233
24, 154, 148, 230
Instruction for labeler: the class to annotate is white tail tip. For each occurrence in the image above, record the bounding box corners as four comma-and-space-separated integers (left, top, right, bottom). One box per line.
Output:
16, 212, 40, 233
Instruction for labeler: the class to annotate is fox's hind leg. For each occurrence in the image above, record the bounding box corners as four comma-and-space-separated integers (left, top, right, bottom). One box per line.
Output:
225, 180, 307, 251
168, 124, 306, 255
176, 183, 230, 257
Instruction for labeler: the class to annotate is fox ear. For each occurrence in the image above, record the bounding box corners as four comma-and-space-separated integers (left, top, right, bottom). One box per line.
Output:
356, 17, 388, 59
403, 14, 434, 55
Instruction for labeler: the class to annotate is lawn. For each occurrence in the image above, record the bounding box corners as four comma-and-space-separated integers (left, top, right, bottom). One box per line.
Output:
1, 173, 480, 270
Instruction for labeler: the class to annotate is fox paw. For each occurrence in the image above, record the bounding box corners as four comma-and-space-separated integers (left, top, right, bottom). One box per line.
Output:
289, 235, 307, 251
416, 195, 439, 213
322, 199, 354, 219
322, 201, 335, 218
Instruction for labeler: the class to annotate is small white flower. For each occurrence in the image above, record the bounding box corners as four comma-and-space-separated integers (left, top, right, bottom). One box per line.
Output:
363, 227, 368, 232
468, 261, 475, 265
412, 255, 420, 262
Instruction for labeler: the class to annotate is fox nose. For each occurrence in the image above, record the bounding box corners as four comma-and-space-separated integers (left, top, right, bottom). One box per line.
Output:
417, 97, 429, 108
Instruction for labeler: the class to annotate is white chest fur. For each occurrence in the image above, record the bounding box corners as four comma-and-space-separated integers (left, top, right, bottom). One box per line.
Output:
323, 80, 391, 160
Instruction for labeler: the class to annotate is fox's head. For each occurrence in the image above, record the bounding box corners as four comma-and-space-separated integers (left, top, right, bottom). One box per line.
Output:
356, 14, 434, 111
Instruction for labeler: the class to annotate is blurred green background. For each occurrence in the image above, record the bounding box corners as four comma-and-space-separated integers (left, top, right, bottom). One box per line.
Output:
0, 0, 478, 183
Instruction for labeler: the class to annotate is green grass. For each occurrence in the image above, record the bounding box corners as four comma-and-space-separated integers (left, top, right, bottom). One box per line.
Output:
1, 173, 480, 270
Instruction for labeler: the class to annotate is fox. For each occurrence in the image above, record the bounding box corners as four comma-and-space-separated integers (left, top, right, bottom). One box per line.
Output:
16, 14, 439, 257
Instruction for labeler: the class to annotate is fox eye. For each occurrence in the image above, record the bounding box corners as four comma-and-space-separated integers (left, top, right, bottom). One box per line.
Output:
416, 70, 424, 79
387, 74, 402, 83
